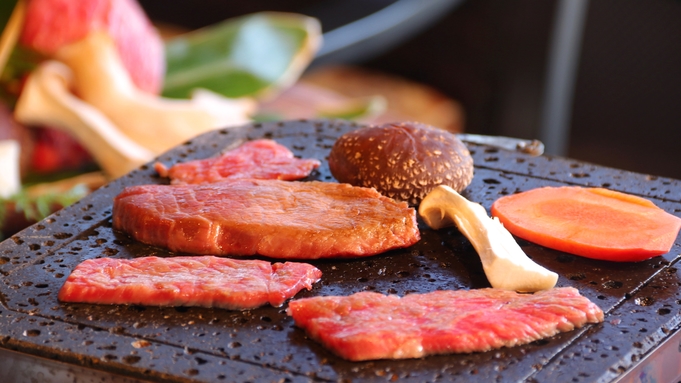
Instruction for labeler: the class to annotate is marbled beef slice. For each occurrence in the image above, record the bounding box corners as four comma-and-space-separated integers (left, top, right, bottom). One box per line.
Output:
287, 287, 604, 361
58, 256, 322, 309
112, 179, 420, 259
154, 139, 321, 184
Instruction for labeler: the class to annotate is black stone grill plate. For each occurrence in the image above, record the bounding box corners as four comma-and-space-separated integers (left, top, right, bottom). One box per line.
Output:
1, 120, 680, 382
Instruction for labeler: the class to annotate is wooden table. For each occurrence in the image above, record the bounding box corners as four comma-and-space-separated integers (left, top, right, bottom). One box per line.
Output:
0, 120, 679, 382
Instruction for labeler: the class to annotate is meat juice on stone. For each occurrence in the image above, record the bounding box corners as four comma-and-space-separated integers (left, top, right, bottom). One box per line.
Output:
154, 139, 321, 184
287, 287, 604, 361
112, 179, 420, 259
59, 256, 322, 309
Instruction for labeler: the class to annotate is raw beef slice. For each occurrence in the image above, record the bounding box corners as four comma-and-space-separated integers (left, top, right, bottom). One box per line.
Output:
154, 139, 321, 184
59, 256, 322, 309
287, 287, 604, 361
112, 179, 420, 259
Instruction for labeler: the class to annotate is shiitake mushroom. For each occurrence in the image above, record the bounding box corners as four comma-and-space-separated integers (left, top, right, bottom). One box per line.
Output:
328, 122, 474, 205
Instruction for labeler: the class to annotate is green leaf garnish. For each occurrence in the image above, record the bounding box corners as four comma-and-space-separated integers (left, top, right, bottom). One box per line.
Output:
163, 12, 321, 100
0, 183, 90, 239
0, 183, 89, 223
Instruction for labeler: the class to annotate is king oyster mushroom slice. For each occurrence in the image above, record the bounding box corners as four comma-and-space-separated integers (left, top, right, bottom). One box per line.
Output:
51, 31, 256, 155
14, 32, 258, 179
14, 60, 154, 179
419, 185, 558, 292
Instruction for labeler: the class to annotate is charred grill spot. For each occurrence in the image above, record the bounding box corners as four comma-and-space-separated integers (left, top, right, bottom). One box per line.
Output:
532, 339, 550, 347
602, 280, 623, 289
23, 329, 40, 337
184, 368, 199, 376
109, 327, 125, 335
122, 355, 141, 364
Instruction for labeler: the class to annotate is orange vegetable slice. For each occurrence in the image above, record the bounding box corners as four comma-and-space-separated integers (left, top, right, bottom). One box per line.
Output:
491, 186, 681, 262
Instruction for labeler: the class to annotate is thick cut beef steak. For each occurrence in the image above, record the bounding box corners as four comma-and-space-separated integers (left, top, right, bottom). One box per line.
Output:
112, 179, 420, 259
287, 287, 604, 361
154, 139, 321, 184
59, 256, 322, 309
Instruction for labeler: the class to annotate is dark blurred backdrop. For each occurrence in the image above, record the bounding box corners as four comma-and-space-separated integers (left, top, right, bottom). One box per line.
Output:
139, 0, 681, 180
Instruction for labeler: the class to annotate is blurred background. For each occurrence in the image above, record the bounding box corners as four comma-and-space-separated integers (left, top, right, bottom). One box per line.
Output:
140, 0, 681, 179
0, 0, 680, 238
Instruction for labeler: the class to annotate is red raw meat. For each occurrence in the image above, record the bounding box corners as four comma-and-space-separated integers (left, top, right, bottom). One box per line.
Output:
20, 0, 165, 94
287, 287, 604, 361
154, 139, 321, 184
58, 256, 322, 309
112, 179, 420, 259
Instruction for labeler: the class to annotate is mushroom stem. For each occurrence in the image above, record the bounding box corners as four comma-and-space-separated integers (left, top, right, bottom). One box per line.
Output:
53, 31, 256, 154
419, 185, 558, 292
14, 60, 154, 178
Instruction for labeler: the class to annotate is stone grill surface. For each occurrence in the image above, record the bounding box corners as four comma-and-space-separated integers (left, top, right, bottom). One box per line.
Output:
0, 120, 680, 383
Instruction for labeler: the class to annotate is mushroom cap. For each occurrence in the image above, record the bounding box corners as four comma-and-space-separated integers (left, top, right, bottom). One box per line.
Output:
329, 122, 474, 205
19, 0, 165, 94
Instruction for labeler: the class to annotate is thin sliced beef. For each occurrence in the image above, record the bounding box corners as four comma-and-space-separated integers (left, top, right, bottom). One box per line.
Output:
154, 139, 320, 184
287, 287, 604, 361
59, 256, 322, 309
112, 179, 420, 259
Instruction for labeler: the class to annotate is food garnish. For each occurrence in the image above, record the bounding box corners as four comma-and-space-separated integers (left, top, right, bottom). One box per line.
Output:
328, 121, 474, 205
15, 32, 256, 161
491, 186, 681, 262
0, 181, 90, 239
14, 60, 155, 178
163, 12, 322, 100
419, 185, 558, 292
3, 3, 321, 180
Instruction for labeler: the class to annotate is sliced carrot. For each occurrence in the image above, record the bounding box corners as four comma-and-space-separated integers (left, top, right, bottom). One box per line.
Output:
490, 186, 681, 262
